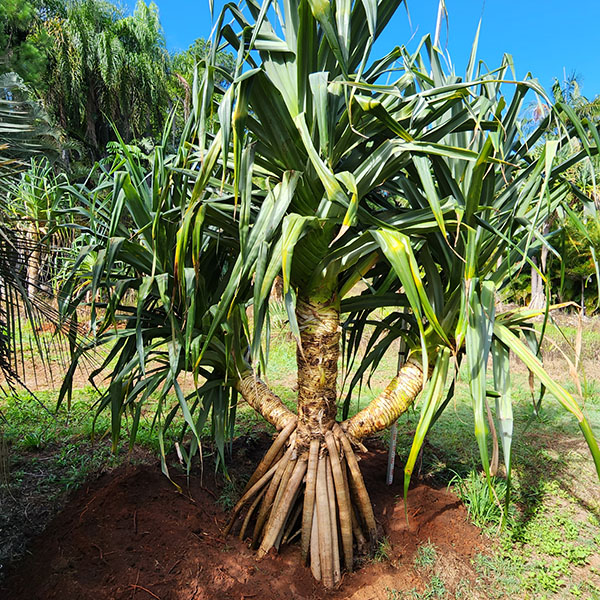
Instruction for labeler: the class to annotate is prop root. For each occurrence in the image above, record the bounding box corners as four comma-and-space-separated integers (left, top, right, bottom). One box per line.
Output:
224, 422, 378, 588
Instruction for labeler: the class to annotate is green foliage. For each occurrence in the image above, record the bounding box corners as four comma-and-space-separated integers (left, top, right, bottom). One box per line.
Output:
414, 542, 437, 569
374, 536, 392, 562
6, 158, 75, 292
35, 0, 170, 156
549, 219, 600, 311
386, 579, 446, 600
168, 38, 234, 134
0, 72, 62, 177
450, 470, 513, 529
58, 101, 248, 476
0, 0, 51, 89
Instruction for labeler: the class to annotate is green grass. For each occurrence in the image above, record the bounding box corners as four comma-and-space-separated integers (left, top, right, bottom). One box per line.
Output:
386, 576, 447, 600
374, 536, 392, 562
412, 367, 600, 600
386, 543, 448, 599
449, 470, 514, 529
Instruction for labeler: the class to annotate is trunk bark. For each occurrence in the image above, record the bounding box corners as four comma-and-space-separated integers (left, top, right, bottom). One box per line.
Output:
235, 372, 296, 430
530, 255, 543, 309
295, 294, 340, 447
27, 226, 41, 297
343, 359, 424, 441
530, 221, 550, 310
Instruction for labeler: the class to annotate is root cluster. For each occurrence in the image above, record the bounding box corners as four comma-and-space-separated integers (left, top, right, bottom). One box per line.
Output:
224, 421, 377, 588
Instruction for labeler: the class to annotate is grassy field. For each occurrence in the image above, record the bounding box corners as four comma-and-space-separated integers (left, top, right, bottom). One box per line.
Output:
1, 314, 600, 598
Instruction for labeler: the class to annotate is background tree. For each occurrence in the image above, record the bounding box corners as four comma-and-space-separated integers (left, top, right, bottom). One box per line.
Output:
168, 38, 234, 129
0, 72, 61, 177
0, 74, 72, 388
34, 0, 169, 158
0, 0, 51, 89
8, 158, 72, 296
526, 73, 600, 310
546, 218, 600, 314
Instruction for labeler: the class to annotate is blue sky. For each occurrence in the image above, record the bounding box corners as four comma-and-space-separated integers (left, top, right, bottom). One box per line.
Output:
124, 0, 600, 99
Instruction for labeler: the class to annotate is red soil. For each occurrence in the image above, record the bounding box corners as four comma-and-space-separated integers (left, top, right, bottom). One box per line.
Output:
1, 441, 485, 600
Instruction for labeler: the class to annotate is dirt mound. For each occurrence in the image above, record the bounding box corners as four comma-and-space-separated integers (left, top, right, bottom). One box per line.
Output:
1, 441, 485, 600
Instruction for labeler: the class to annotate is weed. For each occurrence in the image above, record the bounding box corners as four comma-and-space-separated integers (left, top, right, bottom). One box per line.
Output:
386, 587, 404, 600
570, 584, 583, 597
22, 431, 46, 450
424, 575, 446, 598
218, 478, 239, 510
450, 470, 513, 529
454, 579, 472, 599
414, 541, 437, 569
374, 536, 392, 562
388, 576, 446, 600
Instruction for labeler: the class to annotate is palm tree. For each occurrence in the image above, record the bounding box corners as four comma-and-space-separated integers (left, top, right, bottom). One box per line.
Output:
35, 0, 169, 156
0, 72, 61, 177
60, 0, 600, 589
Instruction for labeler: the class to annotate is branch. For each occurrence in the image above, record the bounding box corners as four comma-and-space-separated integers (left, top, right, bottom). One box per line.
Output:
341, 359, 424, 440
236, 371, 297, 430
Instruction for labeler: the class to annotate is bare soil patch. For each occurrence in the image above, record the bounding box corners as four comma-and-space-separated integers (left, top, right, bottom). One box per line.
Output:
1, 437, 485, 600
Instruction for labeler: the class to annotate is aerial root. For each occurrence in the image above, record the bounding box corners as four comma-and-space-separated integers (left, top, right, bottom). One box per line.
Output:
223, 422, 378, 589
242, 419, 296, 494
301, 438, 319, 561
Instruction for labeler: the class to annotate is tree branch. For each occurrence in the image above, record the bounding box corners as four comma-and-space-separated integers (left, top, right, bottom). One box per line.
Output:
236, 372, 297, 430
341, 359, 424, 440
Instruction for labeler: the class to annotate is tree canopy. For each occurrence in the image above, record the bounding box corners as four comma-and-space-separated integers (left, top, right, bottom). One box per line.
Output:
0, 0, 234, 161
34, 0, 170, 156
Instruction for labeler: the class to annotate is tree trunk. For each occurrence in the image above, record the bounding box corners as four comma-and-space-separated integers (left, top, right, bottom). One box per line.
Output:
27, 226, 41, 297
175, 73, 191, 122
229, 291, 427, 587
85, 86, 99, 155
530, 256, 543, 309
530, 222, 550, 310
295, 294, 340, 447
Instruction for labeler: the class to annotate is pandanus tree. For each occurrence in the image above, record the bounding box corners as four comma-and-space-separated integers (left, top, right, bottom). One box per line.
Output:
8, 158, 72, 296
58, 107, 257, 473
0, 72, 68, 386
59, 0, 600, 590
199, 0, 600, 586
